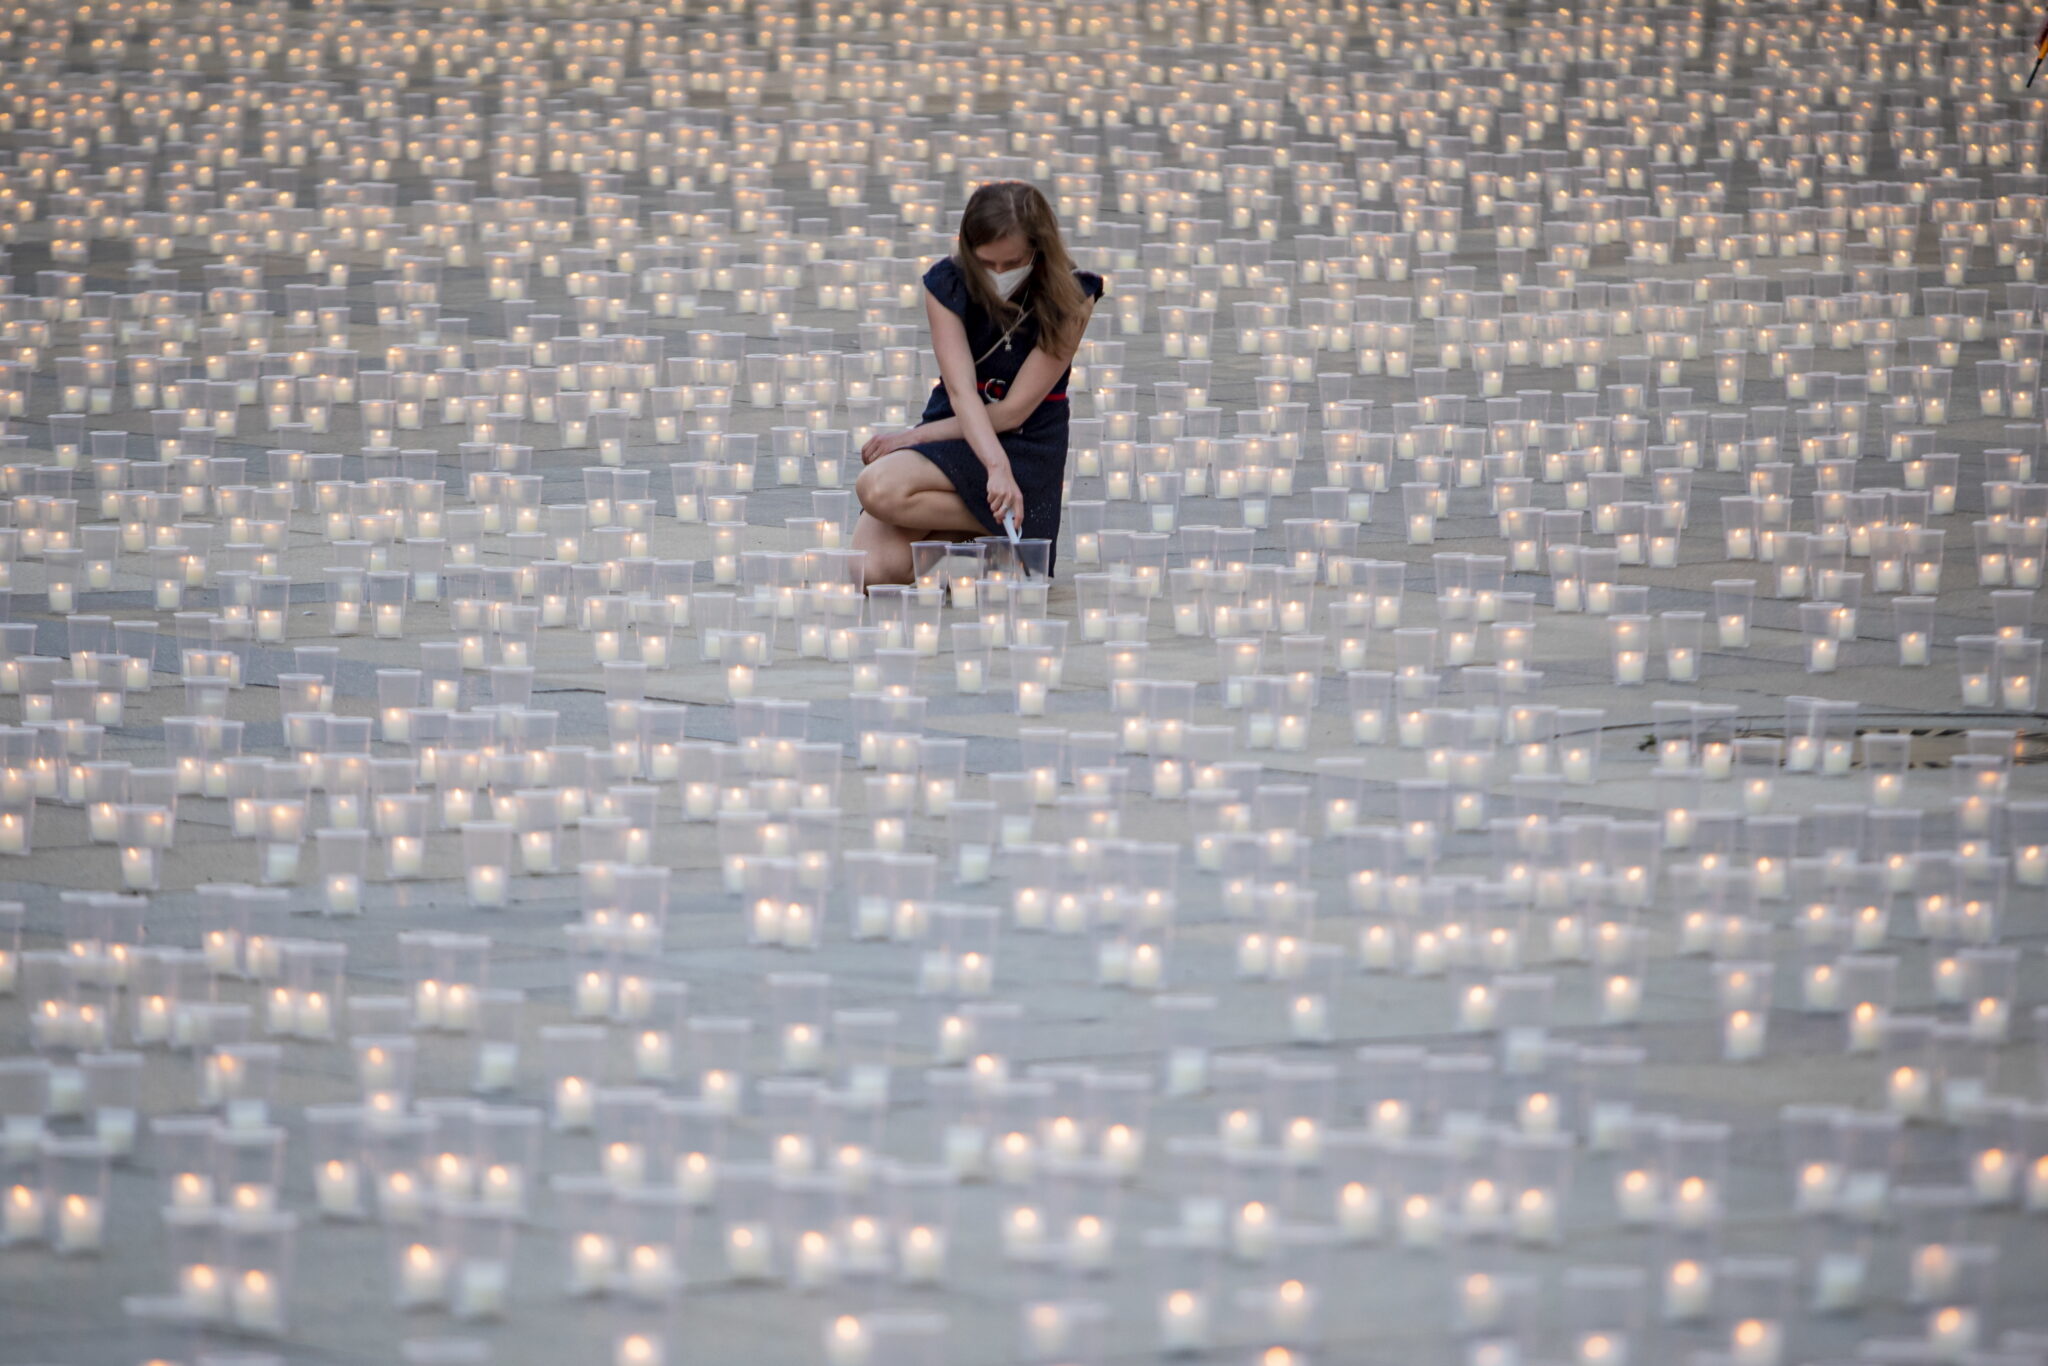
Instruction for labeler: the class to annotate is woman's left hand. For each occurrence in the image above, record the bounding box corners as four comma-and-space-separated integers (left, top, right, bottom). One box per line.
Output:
984, 463, 1024, 529
861, 428, 917, 464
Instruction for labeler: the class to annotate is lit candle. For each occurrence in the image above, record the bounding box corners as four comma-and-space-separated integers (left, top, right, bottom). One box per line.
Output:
1232, 1200, 1275, 1261
315, 1158, 361, 1218
1065, 1213, 1113, 1272
1512, 1185, 1559, 1244
1671, 1175, 1718, 1231
1922, 1304, 1978, 1357
1729, 1317, 1783, 1366
1723, 1009, 1766, 1061
887, 1222, 945, 1284
1967, 995, 2010, 1044
51, 1192, 101, 1255
1398, 1193, 1444, 1249
520, 829, 555, 873
388, 836, 424, 879
466, 864, 506, 908
1457, 1272, 1506, 1332
2, 1181, 42, 1243
1615, 1168, 1661, 1224
824, 1315, 871, 1366
1887, 1064, 1933, 1119
206, 1263, 272, 1342
772, 1132, 814, 1178
1575, 1331, 1628, 1366
781, 1023, 823, 1072
1458, 984, 1497, 1031
1001, 1204, 1046, 1260
396, 1241, 447, 1308
1289, 992, 1329, 1041
555, 1075, 595, 1130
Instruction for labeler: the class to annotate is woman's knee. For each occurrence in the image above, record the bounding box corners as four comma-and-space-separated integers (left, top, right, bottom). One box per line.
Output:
855, 460, 909, 523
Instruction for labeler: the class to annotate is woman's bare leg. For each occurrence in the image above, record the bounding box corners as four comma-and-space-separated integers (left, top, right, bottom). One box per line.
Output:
851, 510, 917, 587
853, 450, 990, 586
856, 451, 989, 533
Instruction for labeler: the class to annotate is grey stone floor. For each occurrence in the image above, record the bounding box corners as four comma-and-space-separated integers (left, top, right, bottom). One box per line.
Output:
0, 2, 2045, 1365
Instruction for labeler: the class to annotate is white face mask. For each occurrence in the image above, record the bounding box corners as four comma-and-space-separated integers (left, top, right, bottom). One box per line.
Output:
989, 258, 1034, 299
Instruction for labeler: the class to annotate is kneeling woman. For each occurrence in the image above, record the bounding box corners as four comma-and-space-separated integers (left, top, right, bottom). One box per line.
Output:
854, 180, 1102, 584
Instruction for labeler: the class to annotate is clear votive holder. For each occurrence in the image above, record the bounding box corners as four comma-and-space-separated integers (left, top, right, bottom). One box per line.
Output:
221, 1210, 296, 1337
1712, 580, 1755, 649
1714, 1255, 1796, 1366
1799, 602, 1842, 672
1562, 1264, 1647, 1366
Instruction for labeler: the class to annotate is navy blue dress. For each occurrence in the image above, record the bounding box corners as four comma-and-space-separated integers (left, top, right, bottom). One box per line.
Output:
912, 256, 1104, 574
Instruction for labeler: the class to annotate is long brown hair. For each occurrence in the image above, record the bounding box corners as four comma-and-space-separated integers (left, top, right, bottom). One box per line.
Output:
954, 181, 1092, 359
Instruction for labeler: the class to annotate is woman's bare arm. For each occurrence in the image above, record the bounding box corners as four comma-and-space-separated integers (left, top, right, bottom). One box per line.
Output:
871, 298, 1096, 451
925, 294, 1011, 473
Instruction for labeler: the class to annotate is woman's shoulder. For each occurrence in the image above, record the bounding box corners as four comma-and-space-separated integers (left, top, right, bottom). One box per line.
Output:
1072, 268, 1105, 300
922, 256, 969, 315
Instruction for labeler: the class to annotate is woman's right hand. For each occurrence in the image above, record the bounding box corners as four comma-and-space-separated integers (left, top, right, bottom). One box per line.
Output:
861, 429, 916, 464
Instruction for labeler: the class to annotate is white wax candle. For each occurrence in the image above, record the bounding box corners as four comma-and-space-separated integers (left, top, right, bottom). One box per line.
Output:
454, 1035, 514, 1093
1615, 1169, 1661, 1224
1671, 1176, 1718, 1230
1723, 1009, 1766, 1061
1968, 1145, 2016, 1204
554, 1076, 595, 1130
1399, 1194, 1444, 1249
1410, 932, 1447, 975
53, 1193, 102, 1254
1289, 993, 1329, 1041
231, 1269, 285, 1335
1588, 1102, 1633, 1153
772, 1133, 814, 1178
520, 829, 555, 873
601, 1141, 647, 1191
892, 1223, 947, 1284
1730, 1318, 1783, 1366
1801, 1247, 1865, 1313
822, 1315, 871, 1366
305, 1156, 363, 1219
1793, 962, 1839, 1012
388, 836, 424, 879
1002, 1204, 1047, 1260
397, 1242, 448, 1308
614, 1335, 662, 1366
1838, 996, 1885, 1052
452, 1258, 507, 1319
790, 1228, 838, 1288
1888, 1065, 1933, 1119
1458, 985, 1497, 1031
1968, 995, 2011, 1044
1231, 1201, 1275, 1260
1655, 1258, 1712, 1322
781, 1023, 823, 1072
2017, 845, 2047, 885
